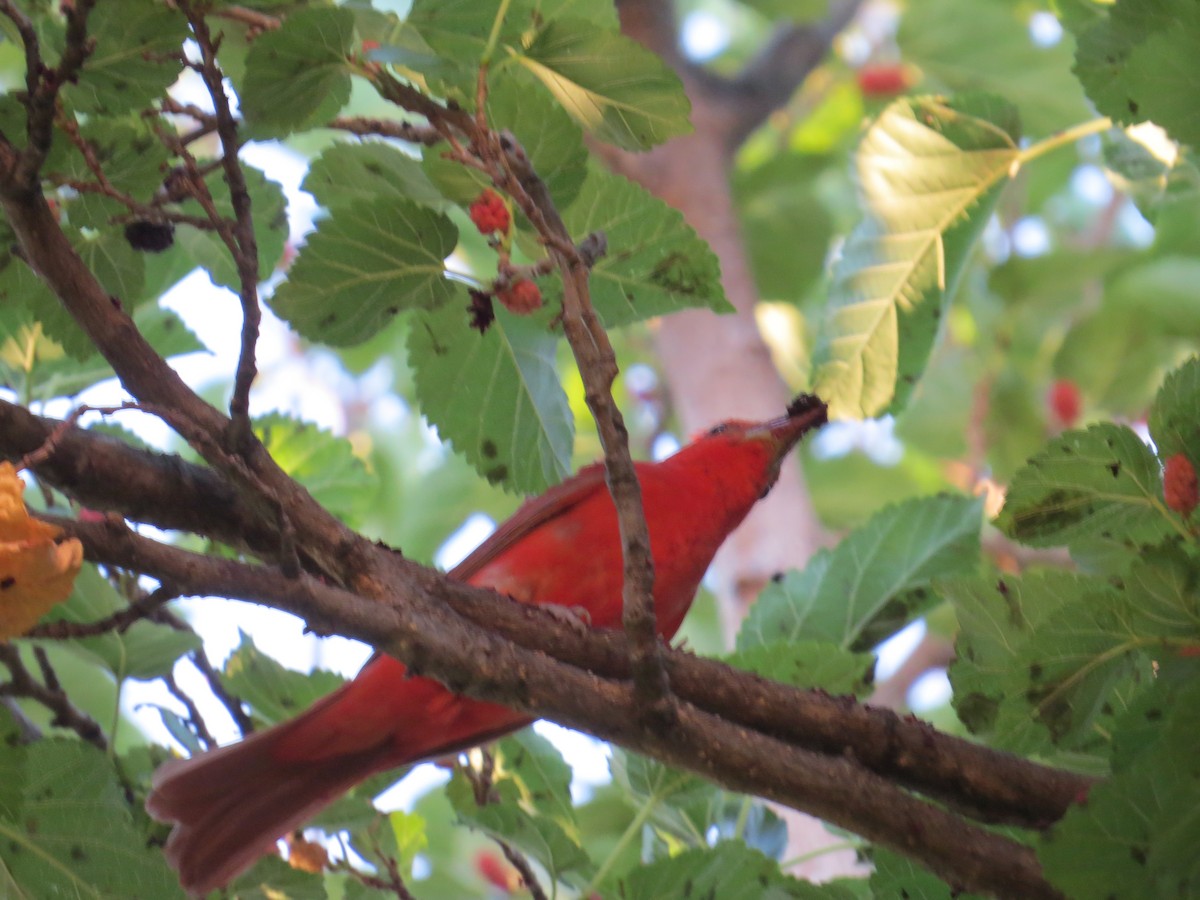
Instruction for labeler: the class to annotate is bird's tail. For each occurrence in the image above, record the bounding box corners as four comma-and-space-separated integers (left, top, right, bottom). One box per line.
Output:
147, 714, 394, 897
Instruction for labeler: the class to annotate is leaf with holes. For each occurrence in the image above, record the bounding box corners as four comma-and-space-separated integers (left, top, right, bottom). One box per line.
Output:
543, 169, 729, 326
0, 739, 184, 897
408, 298, 572, 493
996, 423, 1176, 550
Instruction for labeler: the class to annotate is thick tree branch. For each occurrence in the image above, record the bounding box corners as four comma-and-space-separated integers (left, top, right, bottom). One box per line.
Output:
1, 406, 1091, 832
58, 515, 1065, 900
708, 1, 863, 149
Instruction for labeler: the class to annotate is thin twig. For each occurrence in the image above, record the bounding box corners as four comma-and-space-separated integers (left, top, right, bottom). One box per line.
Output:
178, 0, 261, 444
0, 642, 107, 749
328, 116, 443, 145
369, 63, 673, 718
189, 646, 255, 736
162, 669, 218, 751
25, 583, 177, 639
463, 752, 549, 900
494, 133, 670, 719
210, 4, 280, 34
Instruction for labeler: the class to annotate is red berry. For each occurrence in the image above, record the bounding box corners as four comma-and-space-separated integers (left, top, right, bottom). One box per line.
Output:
1164, 453, 1198, 518
468, 189, 511, 235
1048, 379, 1082, 427
497, 279, 542, 315
857, 64, 910, 97
475, 850, 516, 892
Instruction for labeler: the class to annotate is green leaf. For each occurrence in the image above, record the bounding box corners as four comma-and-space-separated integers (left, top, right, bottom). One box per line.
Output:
20, 305, 204, 401
253, 413, 378, 527
176, 166, 289, 290
944, 570, 1157, 753
0, 234, 116, 360
222, 631, 344, 727
619, 842, 844, 900
52, 118, 172, 202
227, 854, 327, 899
304, 142, 445, 211
63, 0, 187, 116
898, 0, 1090, 135
38, 565, 200, 682
1105, 260, 1200, 336
408, 299, 573, 492
388, 809, 429, 876
738, 494, 982, 652
1125, 547, 1200, 640
1040, 678, 1200, 898
609, 752, 787, 860
1072, 0, 1200, 147
1149, 356, 1200, 476
406, 0, 528, 95
77, 228, 145, 306
870, 848, 970, 899
240, 6, 355, 136
726, 641, 876, 696
517, 19, 691, 151
548, 168, 730, 326
270, 196, 457, 345
492, 731, 578, 829
446, 769, 591, 886
813, 95, 1020, 419
0, 739, 184, 898
995, 424, 1176, 550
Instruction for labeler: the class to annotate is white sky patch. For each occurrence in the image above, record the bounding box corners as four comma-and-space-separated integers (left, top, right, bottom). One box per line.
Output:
1028, 11, 1063, 48
810, 416, 904, 466
1011, 216, 1052, 257
681, 10, 730, 61
652, 431, 681, 461
1071, 164, 1114, 207
534, 722, 613, 802
909, 667, 953, 711
874, 619, 926, 683
1119, 201, 1156, 247
435, 512, 497, 572
982, 214, 1012, 264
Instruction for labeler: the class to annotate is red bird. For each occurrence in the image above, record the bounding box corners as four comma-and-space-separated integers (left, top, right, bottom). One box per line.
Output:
147, 400, 826, 894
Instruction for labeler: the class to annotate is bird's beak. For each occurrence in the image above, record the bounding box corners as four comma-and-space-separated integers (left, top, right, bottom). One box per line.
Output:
750, 394, 829, 463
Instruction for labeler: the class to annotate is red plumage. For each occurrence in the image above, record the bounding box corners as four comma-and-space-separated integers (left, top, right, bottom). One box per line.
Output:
147, 405, 825, 894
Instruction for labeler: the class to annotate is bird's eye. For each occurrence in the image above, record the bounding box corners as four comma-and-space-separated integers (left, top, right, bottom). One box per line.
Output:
707, 423, 729, 436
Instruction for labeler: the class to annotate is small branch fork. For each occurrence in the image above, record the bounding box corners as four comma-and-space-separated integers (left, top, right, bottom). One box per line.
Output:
462, 750, 550, 900
0, 642, 106, 749
370, 66, 672, 722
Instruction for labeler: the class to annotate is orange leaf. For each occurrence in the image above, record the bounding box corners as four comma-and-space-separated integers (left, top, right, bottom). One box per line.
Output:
0, 463, 83, 639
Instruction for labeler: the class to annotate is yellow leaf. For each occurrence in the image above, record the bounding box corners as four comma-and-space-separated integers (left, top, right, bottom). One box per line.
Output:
0, 463, 83, 639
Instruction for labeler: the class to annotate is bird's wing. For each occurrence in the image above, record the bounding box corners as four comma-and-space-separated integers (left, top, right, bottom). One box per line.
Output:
449, 462, 610, 582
